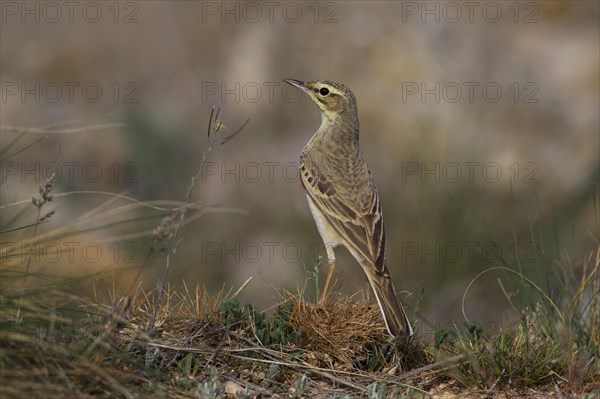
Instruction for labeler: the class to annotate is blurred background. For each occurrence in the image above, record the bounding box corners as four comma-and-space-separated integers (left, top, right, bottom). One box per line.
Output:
1, 1, 598, 333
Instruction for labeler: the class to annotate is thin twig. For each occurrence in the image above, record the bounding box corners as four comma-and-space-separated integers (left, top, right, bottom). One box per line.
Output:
0, 123, 125, 134
462, 266, 564, 323
147, 108, 248, 333
396, 354, 464, 380
221, 118, 249, 145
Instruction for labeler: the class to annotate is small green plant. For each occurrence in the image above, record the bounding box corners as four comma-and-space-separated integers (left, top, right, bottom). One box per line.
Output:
271, 300, 303, 345
195, 367, 223, 398
433, 325, 458, 350
218, 297, 245, 327
217, 298, 302, 346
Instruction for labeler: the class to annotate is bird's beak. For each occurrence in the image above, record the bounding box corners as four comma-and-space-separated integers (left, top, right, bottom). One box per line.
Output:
283, 78, 309, 93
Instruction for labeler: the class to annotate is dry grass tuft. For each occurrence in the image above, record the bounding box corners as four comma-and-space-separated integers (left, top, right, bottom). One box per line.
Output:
285, 290, 389, 369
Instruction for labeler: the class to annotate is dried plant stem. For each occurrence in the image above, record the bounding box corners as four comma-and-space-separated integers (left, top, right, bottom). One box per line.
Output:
0, 123, 125, 134
23, 173, 57, 288
146, 108, 247, 334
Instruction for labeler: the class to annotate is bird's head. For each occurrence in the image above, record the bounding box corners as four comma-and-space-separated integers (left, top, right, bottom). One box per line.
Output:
283, 79, 357, 122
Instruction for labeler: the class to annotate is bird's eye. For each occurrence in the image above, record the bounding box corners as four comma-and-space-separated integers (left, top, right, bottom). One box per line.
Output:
319, 87, 330, 96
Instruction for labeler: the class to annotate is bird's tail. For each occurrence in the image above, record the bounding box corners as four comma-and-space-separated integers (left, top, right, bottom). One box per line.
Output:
365, 266, 413, 338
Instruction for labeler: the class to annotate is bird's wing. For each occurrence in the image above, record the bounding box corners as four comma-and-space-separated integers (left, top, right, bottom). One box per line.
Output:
300, 155, 388, 275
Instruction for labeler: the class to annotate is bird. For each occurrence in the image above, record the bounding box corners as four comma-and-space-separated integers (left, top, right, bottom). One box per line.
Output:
283, 78, 413, 338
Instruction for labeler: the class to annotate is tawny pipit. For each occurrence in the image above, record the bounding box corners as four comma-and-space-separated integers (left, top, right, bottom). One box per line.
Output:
283, 79, 413, 338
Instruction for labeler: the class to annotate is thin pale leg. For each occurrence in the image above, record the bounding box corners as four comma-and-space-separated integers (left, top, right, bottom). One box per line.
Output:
320, 244, 336, 305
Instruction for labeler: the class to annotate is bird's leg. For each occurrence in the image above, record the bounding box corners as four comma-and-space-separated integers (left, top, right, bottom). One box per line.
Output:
320, 244, 336, 305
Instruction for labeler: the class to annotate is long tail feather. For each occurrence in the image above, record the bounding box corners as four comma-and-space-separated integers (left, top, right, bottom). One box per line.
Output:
365, 267, 413, 337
